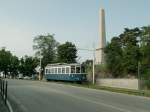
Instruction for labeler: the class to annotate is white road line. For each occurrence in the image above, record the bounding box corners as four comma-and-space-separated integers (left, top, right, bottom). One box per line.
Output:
7, 100, 14, 112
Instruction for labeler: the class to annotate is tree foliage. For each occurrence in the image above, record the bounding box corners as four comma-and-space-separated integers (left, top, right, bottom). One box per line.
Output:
33, 34, 59, 68
105, 26, 150, 78
57, 42, 77, 63
0, 48, 38, 78
19, 56, 38, 76
105, 37, 123, 77
0, 48, 13, 77
9, 55, 19, 77
0, 34, 78, 78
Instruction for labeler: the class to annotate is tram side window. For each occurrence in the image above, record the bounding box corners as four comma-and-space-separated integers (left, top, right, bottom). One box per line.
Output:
71, 66, 75, 73
50, 68, 52, 74
55, 68, 57, 74
50, 68, 51, 73
58, 68, 61, 74
76, 67, 81, 73
66, 67, 69, 74
62, 68, 65, 74
51, 68, 54, 74
49, 68, 51, 74
48, 69, 51, 74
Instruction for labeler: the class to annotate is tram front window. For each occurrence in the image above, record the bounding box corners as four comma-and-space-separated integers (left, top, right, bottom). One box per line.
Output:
49, 69, 51, 74
66, 67, 69, 74
81, 66, 85, 73
45, 69, 48, 74
76, 67, 80, 73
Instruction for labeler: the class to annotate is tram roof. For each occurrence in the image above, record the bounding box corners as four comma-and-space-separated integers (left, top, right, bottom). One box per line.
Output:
46, 63, 81, 67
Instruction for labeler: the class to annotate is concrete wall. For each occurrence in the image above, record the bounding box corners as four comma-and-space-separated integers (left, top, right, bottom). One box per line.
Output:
96, 78, 139, 90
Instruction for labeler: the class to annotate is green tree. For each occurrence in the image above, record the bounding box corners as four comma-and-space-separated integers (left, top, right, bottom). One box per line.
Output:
9, 55, 19, 78
19, 56, 38, 76
57, 42, 77, 63
0, 48, 12, 77
104, 37, 123, 77
140, 26, 150, 65
104, 28, 141, 77
119, 28, 141, 75
140, 26, 150, 89
33, 34, 59, 68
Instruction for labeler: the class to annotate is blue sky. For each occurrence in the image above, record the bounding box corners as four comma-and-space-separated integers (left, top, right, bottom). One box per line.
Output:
0, 0, 150, 62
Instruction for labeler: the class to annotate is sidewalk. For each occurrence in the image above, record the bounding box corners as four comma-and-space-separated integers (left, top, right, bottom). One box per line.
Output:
0, 95, 9, 112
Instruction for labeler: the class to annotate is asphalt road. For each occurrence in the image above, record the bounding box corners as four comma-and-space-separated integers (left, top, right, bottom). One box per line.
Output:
8, 79, 150, 112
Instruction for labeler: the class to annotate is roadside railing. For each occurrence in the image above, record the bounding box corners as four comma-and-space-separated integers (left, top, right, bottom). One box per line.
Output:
0, 78, 8, 105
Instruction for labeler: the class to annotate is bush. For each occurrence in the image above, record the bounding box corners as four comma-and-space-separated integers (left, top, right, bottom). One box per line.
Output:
141, 68, 150, 89
95, 64, 110, 78
145, 80, 150, 89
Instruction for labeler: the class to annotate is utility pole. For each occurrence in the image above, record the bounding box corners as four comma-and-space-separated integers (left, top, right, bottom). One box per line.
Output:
68, 46, 96, 84
39, 52, 42, 81
76, 47, 96, 85
92, 50, 95, 85
138, 61, 141, 90
137, 36, 141, 90
92, 43, 96, 85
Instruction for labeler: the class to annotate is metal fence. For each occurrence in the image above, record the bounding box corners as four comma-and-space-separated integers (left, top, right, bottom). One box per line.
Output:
0, 78, 8, 105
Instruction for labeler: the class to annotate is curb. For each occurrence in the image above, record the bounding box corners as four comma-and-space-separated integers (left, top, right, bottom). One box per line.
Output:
7, 100, 13, 112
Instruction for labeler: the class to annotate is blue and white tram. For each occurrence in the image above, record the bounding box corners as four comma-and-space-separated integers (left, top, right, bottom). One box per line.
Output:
45, 63, 86, 82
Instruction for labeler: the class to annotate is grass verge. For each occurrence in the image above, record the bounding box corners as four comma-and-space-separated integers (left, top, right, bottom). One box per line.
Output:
51, 81, 150, 98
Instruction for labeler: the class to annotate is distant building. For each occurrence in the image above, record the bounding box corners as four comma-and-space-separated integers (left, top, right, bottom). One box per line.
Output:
95, 8, 106, 64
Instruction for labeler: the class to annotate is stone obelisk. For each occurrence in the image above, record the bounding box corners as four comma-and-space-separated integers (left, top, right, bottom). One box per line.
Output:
95, 8, 106, 64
